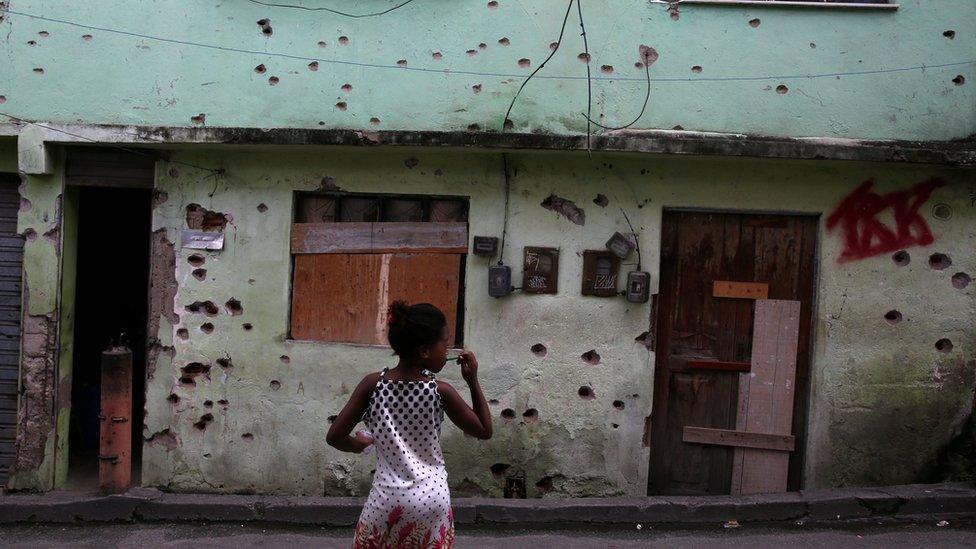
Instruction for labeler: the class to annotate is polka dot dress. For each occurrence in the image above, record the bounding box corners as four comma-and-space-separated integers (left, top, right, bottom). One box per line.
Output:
352, 368, 454, 548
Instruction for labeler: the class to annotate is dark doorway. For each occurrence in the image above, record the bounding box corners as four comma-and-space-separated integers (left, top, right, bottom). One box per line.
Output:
66, 186, 152, 490
648, 210, 818, 495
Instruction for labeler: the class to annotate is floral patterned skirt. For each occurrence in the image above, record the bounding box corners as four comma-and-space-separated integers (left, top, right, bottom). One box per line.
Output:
352, 505, 454, 548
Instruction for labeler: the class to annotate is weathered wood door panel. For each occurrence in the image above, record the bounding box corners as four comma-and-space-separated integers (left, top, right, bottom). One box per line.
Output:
648, 211, 817, 495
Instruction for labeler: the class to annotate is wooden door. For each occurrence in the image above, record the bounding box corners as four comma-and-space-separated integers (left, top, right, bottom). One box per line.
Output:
648, 211, 817, 495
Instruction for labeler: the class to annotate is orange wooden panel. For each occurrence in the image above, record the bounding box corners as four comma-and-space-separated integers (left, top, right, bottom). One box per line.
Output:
386, 254, 462, 346
290, 254, 383, 344
713, 280, 769, 300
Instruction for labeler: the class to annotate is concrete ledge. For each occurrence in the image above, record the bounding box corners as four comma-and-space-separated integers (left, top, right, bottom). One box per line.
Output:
1, 483, 973, 527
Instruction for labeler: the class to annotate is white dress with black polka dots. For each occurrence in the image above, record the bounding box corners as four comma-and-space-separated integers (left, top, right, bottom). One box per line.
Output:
353, 368, 454, 548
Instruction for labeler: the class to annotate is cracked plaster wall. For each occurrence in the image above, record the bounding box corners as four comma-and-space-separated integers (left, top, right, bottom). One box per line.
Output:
140, 147, 975, 496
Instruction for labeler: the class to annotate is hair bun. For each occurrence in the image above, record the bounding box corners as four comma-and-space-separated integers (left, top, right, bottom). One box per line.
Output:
387, 301, 409, 327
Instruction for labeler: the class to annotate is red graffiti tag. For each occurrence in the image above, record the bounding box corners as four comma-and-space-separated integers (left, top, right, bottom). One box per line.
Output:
826, 178, 945, 263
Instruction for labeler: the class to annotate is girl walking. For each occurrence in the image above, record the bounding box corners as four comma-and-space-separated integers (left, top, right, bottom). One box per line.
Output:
327, 301, 493, 548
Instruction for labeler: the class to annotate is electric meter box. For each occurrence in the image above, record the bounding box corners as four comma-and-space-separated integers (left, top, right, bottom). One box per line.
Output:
488, 265, 513, 298
626, 271, 651, 303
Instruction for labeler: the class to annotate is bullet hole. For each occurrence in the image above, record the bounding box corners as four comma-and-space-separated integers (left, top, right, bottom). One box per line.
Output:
187, 254, 205, 267
318, 41, 327, 48
18, 197, 30, 213
467, 124, 481, 132
308, 61, 319, 71
472, 84, 482, 94
578, 386, 595, 400
541, 194, 586, 225
501, 408, 516, 420
932, 203, 952, 220
936, 339, 954, 353
27, 39, 37, 46
257, 19, 272, 36
944, 30, 956, 39
254, 64, 266, 74
242, 433, 254, 440
168, 167, 180, 178
82, 35, 93, 41
341, 83, 353, 92
192, 268, 207, 281
479, 42, 488, 50
200, 322, 214, 334
499, 37, 510, 46
612, 423, 620, 429
503, 119, 514, 130
929, 253, 952, 270
186, 204, 230, 231
0, 96, 5, 104
404, 158, 419, 169
190, 113, 206, 125
518, 58, 531, 68
601, 65, 614, 74
776, 85, 789, 94
635, 62, 644, 69
280, 355, 291, 364
490, 463, 511, 476
268, 76, 279, 85
892, 250, 911, 266
184, 301, 218, 316
216, 357, 233, 371
639, 45, 658, 67
691, 65, 703, 74
242, 323, 253, 331
335, 101, 347, 111
951, 272, 971, 290
396, 59, 407, 67
549, 42, 559, 51
194, 413, 214, 430
338, 36, 349, 45
370, 117, 381, 126
225, 298, 243, 316
270, 380, 281, 390
181, 362, 211, 384
884, 310, 903, 325
33, 68, 44, 75
749, 18, 761, 27
810, 43, 817, 49
218, 399, 228, 407
952, 75, 965, 86
531, 343, 548, 357
581, 350, 601, 365
593, 194, 609, 207
176, 328, 189, 341
38, 31, 50, 38
577, 53, 590, 63
535, 476, 554, 491
668, 4, 679, 20
167, 393, 180, 404
488, 1, 499, 8
22, 229, 36, 242
613, 400, 625, 410
635, 332, 653, 349
434, 169, 444, 176
204, 400, 214, 408
489, 399, 499, 405
256, 203, 269, 214
327, 415, 337, 423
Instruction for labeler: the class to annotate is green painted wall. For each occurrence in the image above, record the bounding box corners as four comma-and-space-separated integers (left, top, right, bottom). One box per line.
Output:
1, 0, 973, 140
140, 148, 975, 495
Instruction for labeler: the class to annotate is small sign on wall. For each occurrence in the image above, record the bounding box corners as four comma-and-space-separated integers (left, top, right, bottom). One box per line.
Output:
182, 230, 224, 250
582, 250, 619, 297
523, 247, 559, 294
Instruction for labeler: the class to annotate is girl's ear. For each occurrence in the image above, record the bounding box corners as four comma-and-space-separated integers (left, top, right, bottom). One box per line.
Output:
418, 345, 430, 359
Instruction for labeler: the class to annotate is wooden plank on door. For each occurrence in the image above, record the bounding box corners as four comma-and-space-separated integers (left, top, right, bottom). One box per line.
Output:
731, 299, 801, 495
713, 281, 769, 300
291, 222, 468, 254
682, 426, 795, 451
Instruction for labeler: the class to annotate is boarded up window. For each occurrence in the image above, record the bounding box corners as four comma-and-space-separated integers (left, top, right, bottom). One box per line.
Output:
291, 193, 468, 346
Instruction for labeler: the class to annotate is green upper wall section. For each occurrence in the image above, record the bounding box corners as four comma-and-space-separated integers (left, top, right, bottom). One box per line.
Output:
0, 0, 973, 140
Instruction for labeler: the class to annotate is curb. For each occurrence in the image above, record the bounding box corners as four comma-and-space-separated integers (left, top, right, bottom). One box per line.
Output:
1, 483, 973, 527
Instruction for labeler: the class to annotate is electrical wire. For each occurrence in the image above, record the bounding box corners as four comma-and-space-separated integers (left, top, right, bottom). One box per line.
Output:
244, 0, 417, 18
618, 206, 642, 270
585, 60, 651, 131
576, 0, 592, 152
498, 153, 511, 266
0, 112, 223, 175
502, 0, 576, 131
1, 9, 971, 84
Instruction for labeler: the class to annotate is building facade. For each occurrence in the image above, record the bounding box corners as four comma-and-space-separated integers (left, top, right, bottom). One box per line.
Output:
0, 0, 974, 496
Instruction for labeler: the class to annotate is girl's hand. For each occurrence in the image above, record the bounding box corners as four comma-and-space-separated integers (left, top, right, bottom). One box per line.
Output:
354, 430, 374, 453
458, 350, 479, 385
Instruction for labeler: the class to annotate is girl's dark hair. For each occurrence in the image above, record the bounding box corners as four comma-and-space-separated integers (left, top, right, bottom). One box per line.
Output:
387, 301, 447, 358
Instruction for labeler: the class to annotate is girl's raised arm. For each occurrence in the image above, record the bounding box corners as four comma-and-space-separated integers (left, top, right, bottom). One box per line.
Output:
326, 373, 380, 453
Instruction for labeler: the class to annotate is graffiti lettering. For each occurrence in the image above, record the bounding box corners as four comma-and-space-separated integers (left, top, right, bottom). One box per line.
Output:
826, 179, 945, 262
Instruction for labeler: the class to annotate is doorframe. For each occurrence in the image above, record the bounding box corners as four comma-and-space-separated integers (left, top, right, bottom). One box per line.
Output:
647, 207, 822, 494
